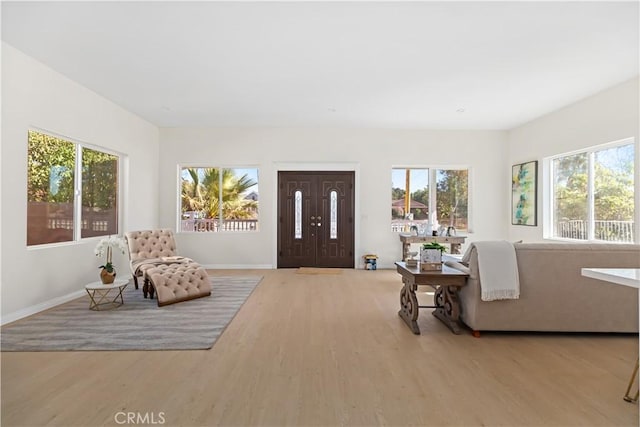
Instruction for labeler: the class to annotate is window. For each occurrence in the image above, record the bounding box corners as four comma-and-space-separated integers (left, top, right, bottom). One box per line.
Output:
549, 139, 635, 243
27, 130, 120, 246
391, 168, 468, 233
180, 167, 259, 232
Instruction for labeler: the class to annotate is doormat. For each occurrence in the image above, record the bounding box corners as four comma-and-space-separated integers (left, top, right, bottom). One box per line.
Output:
296, 268, 343, 275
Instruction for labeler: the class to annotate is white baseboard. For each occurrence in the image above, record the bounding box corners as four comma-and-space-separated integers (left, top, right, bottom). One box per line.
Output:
201, 264, 274, 270
1, 289, 86, 326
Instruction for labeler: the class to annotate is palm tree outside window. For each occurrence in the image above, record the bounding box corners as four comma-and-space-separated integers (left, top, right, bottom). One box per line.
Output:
180, 167, 259, 232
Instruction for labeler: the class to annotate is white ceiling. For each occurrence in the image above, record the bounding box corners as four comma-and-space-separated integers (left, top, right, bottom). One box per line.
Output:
2, 1, 638, 130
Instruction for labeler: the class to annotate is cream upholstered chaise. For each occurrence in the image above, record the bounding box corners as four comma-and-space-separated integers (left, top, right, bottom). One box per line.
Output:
124, 229, 211, 306
125, 229, 178, 294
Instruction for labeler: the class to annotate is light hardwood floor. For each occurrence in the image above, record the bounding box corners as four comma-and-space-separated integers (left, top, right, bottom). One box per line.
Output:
2, 268, 638, 426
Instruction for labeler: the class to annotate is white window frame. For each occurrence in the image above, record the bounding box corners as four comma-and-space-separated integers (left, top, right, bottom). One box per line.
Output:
391, 165, 472, 233
177, 164, 260, 233
27, 128, 123, 248
543, 137, 636, 243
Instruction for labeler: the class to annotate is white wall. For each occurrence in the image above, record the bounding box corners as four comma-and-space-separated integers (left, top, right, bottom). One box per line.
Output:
1, 43, 160, 323
159, 128, 509, 269
507, 77, 640, 243
2, 39, 634, 323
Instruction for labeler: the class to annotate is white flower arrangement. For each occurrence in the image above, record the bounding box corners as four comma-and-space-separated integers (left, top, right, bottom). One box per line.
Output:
95, 235, 128, 271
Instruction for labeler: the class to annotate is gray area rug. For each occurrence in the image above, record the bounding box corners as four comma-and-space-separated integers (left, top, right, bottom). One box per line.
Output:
1, 276, 262, 351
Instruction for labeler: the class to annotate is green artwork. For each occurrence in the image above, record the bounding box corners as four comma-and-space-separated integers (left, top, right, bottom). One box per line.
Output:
512, 161, 537, 226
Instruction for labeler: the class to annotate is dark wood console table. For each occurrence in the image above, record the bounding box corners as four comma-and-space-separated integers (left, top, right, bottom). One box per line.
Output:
399, 234, 467, 261
395, 261, 469, 334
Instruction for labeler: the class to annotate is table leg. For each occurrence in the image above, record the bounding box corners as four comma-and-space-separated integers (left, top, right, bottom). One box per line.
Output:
86, 289, 99, 310
92, 289, 113, 309
398, 278, 420, 334
114, 285, 126, 305
624, 358, 639, 403
432, 285, 463, 334
143, 277, 150, 298
402, 242, 410, 261
86, 286, 126, 311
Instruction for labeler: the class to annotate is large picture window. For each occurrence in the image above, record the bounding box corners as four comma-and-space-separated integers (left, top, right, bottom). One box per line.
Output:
180, 167, 259, 232
391, 168, 468, 233
27, 130, 119, 246
549, 139, 635, 242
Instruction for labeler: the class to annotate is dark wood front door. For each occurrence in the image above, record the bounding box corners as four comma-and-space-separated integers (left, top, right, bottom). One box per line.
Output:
278, 171, 355, 268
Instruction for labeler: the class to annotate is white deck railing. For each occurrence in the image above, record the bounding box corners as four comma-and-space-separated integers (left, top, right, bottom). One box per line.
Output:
181, 219, 258, 232
391, 220, 468, 234
555, 220, 635, 242
391, 220, 429, 233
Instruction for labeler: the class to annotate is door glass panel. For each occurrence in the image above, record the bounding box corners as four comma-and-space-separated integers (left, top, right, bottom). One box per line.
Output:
294, 190, 302, 239
330, 190, 338, 239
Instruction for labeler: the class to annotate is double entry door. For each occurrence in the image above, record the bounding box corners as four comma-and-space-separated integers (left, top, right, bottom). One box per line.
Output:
277, 171, 355, 268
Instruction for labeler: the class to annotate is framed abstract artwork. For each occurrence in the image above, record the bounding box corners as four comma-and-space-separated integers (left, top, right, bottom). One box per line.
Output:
511, 160, 538, 226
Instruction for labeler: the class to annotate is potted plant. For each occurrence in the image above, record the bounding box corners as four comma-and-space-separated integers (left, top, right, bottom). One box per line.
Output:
422, 241, 447, 253
420, 241, 447, 271
95, 236, 128, 284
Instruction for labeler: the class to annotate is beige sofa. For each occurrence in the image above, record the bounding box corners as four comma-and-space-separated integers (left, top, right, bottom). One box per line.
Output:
457, 243, 640, 334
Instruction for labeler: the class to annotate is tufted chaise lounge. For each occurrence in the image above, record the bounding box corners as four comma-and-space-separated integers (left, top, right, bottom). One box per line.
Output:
145, 264, 211, 307
124, 229, 211, 306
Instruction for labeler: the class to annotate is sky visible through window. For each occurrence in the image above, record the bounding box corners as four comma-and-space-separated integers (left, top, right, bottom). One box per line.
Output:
391, 169, 428, 194
596, 144, 634, 172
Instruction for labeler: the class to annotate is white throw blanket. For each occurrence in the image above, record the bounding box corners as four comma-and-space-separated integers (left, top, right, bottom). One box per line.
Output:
462, 241, 520, 301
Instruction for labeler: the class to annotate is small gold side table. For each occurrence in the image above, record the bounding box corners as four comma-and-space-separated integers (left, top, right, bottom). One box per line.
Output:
85, 279, 128, 311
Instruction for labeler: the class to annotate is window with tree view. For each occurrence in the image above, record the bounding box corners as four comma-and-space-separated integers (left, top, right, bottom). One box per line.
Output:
27, 130, 119, 246
550, 140, 635, 243
391, 168, 468, 234
180, 167, 259, 232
